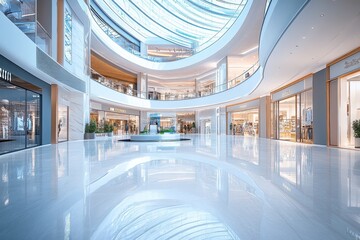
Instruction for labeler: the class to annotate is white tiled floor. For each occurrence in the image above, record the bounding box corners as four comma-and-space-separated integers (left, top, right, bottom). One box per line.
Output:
0, 134, 359, 239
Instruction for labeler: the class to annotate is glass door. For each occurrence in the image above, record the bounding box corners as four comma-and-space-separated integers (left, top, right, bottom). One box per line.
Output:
349, 78, 360, 146
26, 90, 41, 146
278, 96, 296, 142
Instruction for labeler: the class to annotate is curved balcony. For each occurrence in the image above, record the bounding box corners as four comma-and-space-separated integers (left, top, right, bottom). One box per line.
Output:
91, 61, 259, 101
90, 63, 262, 110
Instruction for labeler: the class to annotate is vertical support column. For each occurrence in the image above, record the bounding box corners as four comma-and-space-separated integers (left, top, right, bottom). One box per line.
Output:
259, 96, 271, 138
219, 107, 227, 135
195, 78, 199, 97
227, 111, 232, 135
51, 84, 59, 144
140, 111, 148, 132
195, 110, 200, 134
137, 73, 148, 98
216, 57, 227, 93
313, 69, 327, 145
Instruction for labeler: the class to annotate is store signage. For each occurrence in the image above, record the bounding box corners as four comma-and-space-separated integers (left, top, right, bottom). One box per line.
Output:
330, 51, 360, 79
0, 67, 12, 82
109, 107, 126, 113
344, 56, 360, 69
281, 90, 292, 98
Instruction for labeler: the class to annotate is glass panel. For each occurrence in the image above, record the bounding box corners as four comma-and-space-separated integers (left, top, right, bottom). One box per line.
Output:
36, 22, 51, 55
349, 79, 360, 146
278, 96, 296, 142
300, 90, 313, 143
0, 81, 26, 154
94, 0, 247, 52
0, 0, 36, 42
64, 7, 72, 64
230, 108, 259, 136
58, 105, 69, 142
26, 90, 40, 147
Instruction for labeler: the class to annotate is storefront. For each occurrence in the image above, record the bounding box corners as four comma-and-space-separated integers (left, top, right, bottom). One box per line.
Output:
176, 112, 195, 133
328, 48, 360, 148
0, 57, 51, 155
227, 99, 259, 136
90, 101, 139, 135
271, 75, 313, 143
144, 112, 195, 133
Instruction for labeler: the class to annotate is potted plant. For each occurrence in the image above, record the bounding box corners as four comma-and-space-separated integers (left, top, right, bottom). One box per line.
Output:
84, 120, 97, 139
191, 122, 196, 133
104, 122, 114, 137
353, 119, 360, 148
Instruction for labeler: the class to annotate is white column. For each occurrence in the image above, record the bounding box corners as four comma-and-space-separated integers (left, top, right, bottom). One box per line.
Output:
216, 57, 228, 92
137, 73, 148, 98
259, 96, 271, 138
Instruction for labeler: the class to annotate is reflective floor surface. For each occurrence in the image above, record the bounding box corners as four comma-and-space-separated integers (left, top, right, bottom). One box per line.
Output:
0, 134, 359, 239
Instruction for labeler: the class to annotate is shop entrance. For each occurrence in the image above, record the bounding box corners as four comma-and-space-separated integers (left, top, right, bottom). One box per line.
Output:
331, 72, 360, 147
230, 108, 259, 136
273, 90, 313, 143
90, 111, 139, 135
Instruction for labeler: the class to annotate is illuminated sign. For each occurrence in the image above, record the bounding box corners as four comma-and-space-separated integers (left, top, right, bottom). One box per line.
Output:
109, 107, 126, 113
0, 67, 12, 82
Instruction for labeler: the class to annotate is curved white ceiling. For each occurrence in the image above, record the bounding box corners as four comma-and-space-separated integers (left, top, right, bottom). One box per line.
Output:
91, 0, 265, 78
93, 0, 247, 51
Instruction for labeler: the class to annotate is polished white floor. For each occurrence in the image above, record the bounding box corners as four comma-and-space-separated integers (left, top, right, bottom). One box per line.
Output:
0, 134, 359, 240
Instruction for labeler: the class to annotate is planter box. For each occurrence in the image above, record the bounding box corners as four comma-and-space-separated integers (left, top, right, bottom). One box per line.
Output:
84, 133, 95, 139
355, 138, 360, 148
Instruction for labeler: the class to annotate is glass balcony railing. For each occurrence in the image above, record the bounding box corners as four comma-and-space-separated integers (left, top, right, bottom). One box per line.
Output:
0, 1, 51, 55
91, 61, 259, 101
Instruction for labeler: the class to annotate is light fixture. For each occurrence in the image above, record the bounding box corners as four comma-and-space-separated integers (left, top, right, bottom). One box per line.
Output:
241, 46, 258, 55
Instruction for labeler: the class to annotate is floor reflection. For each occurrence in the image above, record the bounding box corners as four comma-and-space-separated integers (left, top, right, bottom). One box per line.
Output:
0, 135, 359, 239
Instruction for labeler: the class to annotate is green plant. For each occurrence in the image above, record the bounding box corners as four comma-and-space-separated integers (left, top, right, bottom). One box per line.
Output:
109, 124, 114, 132
88, 120, 97, 133
353, 120, 360, 138
85, 123, 90, 133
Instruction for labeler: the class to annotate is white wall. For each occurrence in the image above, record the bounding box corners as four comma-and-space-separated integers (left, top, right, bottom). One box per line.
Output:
58, 87, 85, 140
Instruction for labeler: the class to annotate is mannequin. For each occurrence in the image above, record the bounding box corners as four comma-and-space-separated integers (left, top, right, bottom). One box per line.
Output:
0, 100, 9, 139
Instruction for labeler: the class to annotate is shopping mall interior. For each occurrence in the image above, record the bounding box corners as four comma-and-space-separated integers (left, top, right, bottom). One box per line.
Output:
1, 0, 360, 239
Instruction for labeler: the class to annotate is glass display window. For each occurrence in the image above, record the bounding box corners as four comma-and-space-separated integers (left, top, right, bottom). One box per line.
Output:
230, 108, 259, 136
336, 72, 360, 147
273, 89, 313, 143
278, 96, 297, 142
0, 79, 41, 155
58, 105, 69, 142
91, 110, 139, 135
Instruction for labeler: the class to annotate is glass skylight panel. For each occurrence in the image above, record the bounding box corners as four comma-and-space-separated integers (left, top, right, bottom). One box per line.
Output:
93, 0, 247, 56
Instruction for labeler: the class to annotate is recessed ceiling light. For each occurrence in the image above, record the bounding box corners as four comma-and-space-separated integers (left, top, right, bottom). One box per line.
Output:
311, 26, 315, 30
320, 13, 325, 17
302, 36, 306, 39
